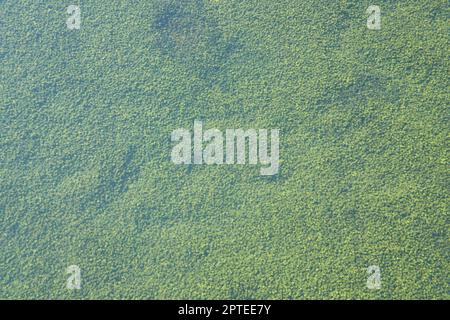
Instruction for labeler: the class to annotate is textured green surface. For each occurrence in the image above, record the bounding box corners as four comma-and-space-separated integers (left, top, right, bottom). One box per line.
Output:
0, 0, 448, 299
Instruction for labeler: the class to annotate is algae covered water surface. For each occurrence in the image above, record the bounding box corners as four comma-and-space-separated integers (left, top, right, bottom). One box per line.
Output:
0, 0, 448, 299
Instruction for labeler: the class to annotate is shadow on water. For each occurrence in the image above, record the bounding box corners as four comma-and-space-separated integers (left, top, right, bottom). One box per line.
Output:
151, 0, 241, 84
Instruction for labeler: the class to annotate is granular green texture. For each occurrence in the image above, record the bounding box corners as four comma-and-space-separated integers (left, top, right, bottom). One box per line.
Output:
0, 0, 448, 299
